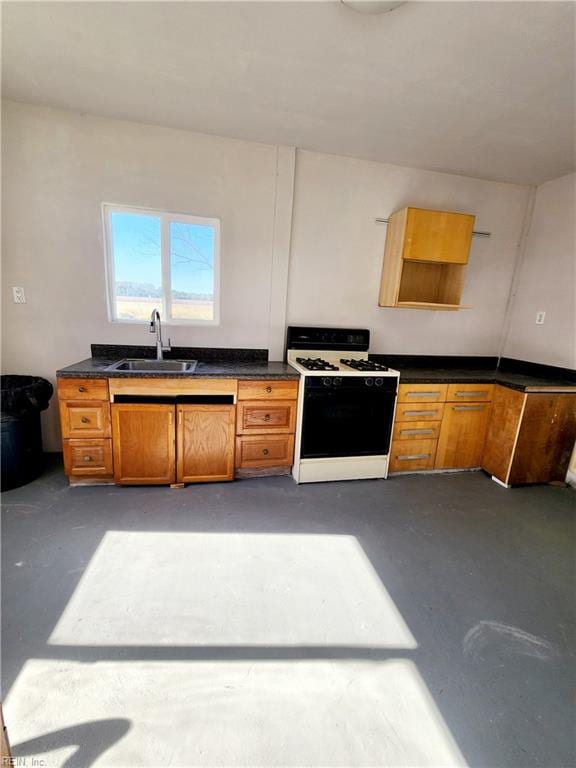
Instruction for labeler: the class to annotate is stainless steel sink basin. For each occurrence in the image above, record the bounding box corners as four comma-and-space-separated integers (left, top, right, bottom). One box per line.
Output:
105, 359, 198, 373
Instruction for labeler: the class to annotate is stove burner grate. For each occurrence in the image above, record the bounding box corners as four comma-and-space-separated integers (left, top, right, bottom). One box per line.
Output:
340, 358, 389, 372
296, 357, 339, 371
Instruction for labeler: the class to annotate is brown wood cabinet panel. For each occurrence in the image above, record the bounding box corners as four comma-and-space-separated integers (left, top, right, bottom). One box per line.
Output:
63, 439, 113, 477
398, 383, 447, 403
508, 394, 576, 485
395, 402, 445, 422
389, 438, 437, 472
403, 208, 475, 264
58, 377, 109, 401
109, 377, 237, 400
112, 404, 175, 485
482, 386, 526, 483
393, 420, 442, 441
435, 401, 492, 469
379, 207, 408, 306
177, 405, 235, 483
237, 401, 296, 434
59, 400, 111, 438
237, 380, 298, 401
235, 434, 295, 468
446, 383, 494, 402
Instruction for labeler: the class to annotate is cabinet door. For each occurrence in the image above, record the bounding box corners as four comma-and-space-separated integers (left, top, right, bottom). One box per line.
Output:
435, 402, 491, 469
403, 208, 474, 264
177, 405, 235, 483
112, 404, 175, 484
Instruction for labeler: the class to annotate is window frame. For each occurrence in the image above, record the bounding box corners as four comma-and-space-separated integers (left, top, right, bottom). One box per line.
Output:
102, 203, 221, 326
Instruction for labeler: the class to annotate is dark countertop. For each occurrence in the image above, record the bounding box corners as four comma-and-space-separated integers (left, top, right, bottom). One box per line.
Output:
370, 355, 576, 393
56, 357, 299, 380
391, 367, 576, 391
56, 347, 576, 392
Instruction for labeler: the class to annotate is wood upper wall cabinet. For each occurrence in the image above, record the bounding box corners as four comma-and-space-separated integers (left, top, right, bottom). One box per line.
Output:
111, 403, 176, 485
379, 207, 475, 311
177, 404, 235, 483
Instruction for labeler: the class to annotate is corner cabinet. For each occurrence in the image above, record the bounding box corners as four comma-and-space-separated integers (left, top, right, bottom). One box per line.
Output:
379, 207, 475, 311
58, 376, 298, 486
482, 385, 576, 486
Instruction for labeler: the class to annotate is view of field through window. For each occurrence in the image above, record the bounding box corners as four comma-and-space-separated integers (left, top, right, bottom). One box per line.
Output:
109, 210, 216, 322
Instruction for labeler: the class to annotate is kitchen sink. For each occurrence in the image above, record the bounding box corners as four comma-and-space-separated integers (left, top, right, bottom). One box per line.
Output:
105, 359, 198, 373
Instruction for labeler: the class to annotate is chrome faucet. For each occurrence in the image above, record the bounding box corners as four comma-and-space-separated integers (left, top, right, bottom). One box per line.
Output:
149, 309, 171, 360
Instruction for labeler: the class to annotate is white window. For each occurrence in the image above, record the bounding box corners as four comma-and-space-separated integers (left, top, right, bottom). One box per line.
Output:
103, 204, 220, 324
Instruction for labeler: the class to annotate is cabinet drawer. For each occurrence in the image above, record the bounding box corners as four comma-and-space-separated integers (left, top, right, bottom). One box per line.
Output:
60, 400, 111, 438
446, 383, 493, 402
393, 420, 442, 441
63, 439, 113, 476
236, 435, 295, 468
398, 383, 447, 403
58, 378, 109, 401
395, 402, 445, 422
238, 380, 298, 401
389, 439, 437, 473
236, 401, 296, 434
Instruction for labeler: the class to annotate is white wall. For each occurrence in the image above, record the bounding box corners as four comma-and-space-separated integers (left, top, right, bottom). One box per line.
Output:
287, 150, 531, 354
2, 101, 291, 448
2, 102, 543, 452
502, 173, 575, 368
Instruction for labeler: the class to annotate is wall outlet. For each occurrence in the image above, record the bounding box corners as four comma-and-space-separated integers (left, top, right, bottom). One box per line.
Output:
535, 311, 546, 325
12, 287, 26, 304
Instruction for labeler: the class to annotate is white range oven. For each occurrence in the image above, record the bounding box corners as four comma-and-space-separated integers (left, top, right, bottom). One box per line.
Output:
286, 326, 399, 483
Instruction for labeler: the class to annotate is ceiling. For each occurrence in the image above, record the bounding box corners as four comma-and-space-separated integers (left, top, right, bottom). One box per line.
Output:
2, 1, 574, 185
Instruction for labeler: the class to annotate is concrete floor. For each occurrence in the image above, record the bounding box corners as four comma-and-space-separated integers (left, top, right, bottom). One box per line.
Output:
2, 458, 575, 767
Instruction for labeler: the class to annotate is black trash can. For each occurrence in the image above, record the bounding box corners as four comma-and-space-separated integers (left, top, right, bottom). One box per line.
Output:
1, 375, 54, 491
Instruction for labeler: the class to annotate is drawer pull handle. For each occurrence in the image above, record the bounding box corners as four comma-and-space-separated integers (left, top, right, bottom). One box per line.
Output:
78, 386, 86, 393
404, 410, 438, 416
406, 392, 441, 398
262, 448, 269, 456
453, 405, 485, 411
266, 386, 272, 393
264, 414, 271, 421
81, 417, 90, 424
400, 428, 434, 435
455, 391, 486, 397
83, 455, 93, 462
397, 453, 430, 461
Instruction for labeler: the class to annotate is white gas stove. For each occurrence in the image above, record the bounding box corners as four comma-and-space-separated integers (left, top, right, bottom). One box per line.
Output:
286, 327, 399, 483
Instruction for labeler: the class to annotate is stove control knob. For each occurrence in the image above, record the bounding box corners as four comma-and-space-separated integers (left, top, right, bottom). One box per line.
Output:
365, 378, 374, 387
375, 378, 383, 387
322, 377, 332, 387
333, 377, 342, 386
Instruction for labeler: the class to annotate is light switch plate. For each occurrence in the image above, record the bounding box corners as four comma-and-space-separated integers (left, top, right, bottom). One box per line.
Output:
12, 287, 26, 304
535, 311, 546, 325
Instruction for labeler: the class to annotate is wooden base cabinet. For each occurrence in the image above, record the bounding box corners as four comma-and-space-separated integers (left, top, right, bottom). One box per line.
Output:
482, 386, 576, 485
235, 379, 298, 476
177, 405, 235, 483
59, 377, 113, 482
112, 404, 176, 485
390, 382, 493, 474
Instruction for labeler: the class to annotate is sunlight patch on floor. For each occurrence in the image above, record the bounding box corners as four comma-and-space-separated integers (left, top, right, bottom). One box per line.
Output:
6, 658, 466, 767
49, 532, 417, 648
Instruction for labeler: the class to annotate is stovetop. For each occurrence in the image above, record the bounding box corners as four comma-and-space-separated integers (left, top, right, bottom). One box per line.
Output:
288, 351, 399, 377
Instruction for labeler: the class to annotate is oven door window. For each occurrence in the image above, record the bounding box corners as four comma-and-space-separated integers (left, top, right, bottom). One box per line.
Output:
301, 385, 395, 459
